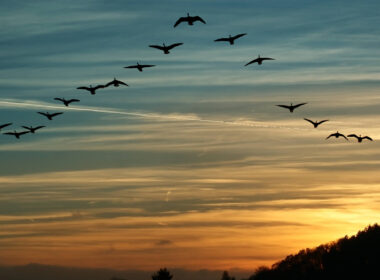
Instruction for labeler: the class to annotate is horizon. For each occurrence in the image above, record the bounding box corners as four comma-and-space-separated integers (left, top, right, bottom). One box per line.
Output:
1, 0, 380, 274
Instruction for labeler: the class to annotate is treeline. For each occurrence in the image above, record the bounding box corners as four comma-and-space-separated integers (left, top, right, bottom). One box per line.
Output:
249, 224, 380, 279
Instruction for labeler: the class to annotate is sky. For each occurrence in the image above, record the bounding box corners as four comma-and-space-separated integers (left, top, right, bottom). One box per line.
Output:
1, 0, 380, 275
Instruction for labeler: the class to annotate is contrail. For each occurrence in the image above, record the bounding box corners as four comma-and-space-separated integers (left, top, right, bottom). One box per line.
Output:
0, 99, 306, 130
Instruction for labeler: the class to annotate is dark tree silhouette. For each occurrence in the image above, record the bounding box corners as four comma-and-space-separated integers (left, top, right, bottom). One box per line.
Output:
249, 224, 380, 280
221, 271, 236, 280
152, 268, 173, 280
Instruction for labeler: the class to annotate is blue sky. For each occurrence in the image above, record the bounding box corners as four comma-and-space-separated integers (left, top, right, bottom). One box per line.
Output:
1, 0, 380, 272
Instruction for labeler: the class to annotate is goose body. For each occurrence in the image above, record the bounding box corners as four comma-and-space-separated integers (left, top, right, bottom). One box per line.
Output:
105, 78, 129, 87
326, 131, 348, 140
38, 112, 63, 120
77, 85, 105, 95
54, 98, 80, 106
276, 103, 307, 113
214, 33, 247, 45
22, 126, 45, 133
124, 62, 155, 72
304, 118, 329, 128
245, 55, 275, 66
174, 13, 206, 27
4, 130, 29, 139
149, 43, 183, 54
347, 134, 373, 142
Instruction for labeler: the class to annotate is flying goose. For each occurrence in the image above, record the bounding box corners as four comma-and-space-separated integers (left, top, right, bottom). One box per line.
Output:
38, 112, 63, 120
54, 98, 80, 106
245, 55, 275, 66
3, 130, 29, 139
326, 131, 348, 140
304, 118, 329, 128
347, 134, 373, 142
77, 85, 105, 95
276, 103, 307, 113
174, 13, 206, 27
105, 78, 129, 87
149, 43, 183, 54
214, 33, 247, 45
124, 62, 155, 72
0, 123, 12, 131
22, 126, 45, 133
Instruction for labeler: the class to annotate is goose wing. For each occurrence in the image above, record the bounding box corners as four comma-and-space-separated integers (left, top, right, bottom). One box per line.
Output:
174, 17, 187, 27
167, 42, 183, 50
149, 45, 165, 51
0, 123, 12, 129
326, 133, 335, 140
68, 99, 80, 103
214, 37, 229, 42
293, 103, 307, 109
245, 58, 259, 66
304, 118, 316, 125
33, 125, 45, 131
347, 134, 359, 139
276, 105, 290, 110
105, 80, 115, 87
193, 16, 206, 24
363, 136, 373, 141
37, 112, 48, 117
124, 65, 138, 69
4, 132, 16, 136
141, 64, 155, 68
18, 131, 30, 136
94, 85, 105, 90
54, 97, 65, 102
21, 126, 31, 130
77, 86, 90, 91
117, 80, 129, 86
317, 120, 329, 125
339, 133, 348, 140
261, 57, 275, 61
50, 112, 63, 118
232, 33, 247, 40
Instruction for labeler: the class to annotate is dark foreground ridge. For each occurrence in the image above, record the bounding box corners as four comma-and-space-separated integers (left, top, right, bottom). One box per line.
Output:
249, 224, 380, 280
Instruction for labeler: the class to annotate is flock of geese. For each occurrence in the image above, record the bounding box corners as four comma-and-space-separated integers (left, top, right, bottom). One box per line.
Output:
1, 13, 373, 143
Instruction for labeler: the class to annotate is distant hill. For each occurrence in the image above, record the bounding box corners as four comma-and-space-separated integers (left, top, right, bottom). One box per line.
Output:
249, 224, 380, 280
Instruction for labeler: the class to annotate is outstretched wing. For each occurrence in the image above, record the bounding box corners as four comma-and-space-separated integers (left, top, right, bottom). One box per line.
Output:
94, 85, 105, 90
0, 123, 12, 129
77, 86, 90, 90
347, 134, 359, 139
37, 112, 48, 117
51, 112, 63, 117
232, 33, 247, 40
54, 98, 64, 102
363, 136, 373, 141
326, 133, 334, 140
193, 16, 206, 24
318, 120, 329, 125
173, 17, 186, 27
124, 65, 138, 69
117, 80, 129, 86
68, 99, 80, 103
105, 81, 115, 87
141, 64, 155, 68
21, 126, 31, 130
214, 37, 229, 42
304, 118, 315, 125
245, 58, 259, 66
276, 105, 290, 110
149, 45, 165, 51
293, 103, 307, 109
261, 57, 275, 61
18, 131, 30, 136
4, 132, 16, 136
167, 43, 183, 50
34, 126, 45, 130
339, 133, 348, 140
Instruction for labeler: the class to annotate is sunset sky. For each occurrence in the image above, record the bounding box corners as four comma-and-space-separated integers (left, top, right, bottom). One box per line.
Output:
1, 0, 380, 274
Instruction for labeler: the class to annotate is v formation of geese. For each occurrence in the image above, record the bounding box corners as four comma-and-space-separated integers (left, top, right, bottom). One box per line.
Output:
2, 13, 372, 143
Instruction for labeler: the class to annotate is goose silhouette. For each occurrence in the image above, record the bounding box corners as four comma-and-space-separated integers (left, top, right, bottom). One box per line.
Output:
77, 85, 105, 95
149, 43, 183, 54
326, 131, 348, 140
174, 13, 206, 27
38, 112, 63, 120
105, 78, 128, 87
124, 62, 155, 72
22, 126, 45, 133
276, 103, 307, 113
4, 130, 29, 139
214, 33, 247, 45
245, 55, 275, 66
0, 123, 12, 131
54, 98, 80, 106
304, 118, 329, 128
347, 134, 373, 142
